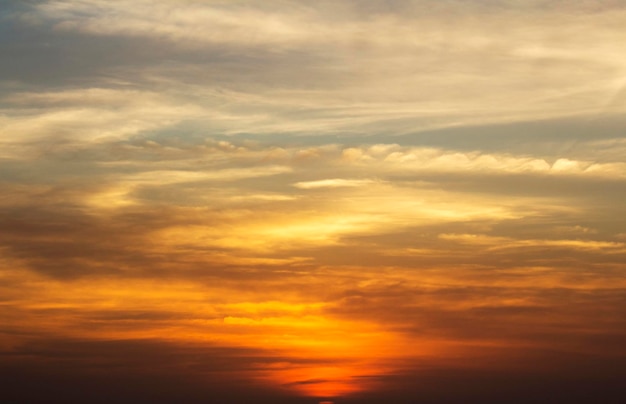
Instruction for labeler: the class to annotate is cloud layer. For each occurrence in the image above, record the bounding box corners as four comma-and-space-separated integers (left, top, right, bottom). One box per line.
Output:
1, 1, 625, 403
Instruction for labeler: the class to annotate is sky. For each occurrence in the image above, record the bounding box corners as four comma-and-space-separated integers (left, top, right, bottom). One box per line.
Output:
1, 1, 625, 403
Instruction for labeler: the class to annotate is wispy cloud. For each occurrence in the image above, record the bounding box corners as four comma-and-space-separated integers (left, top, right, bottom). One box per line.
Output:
293, 178, 376, 189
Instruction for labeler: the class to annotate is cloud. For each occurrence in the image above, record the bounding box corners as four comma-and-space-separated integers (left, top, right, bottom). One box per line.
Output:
439, 233, 626, 253
0, 88, 206, 157
343, 145, 626, 178
293, 178, 376, 189
84, 166, 292, 209
1, 1, 625, 402
2, 0, 622, 140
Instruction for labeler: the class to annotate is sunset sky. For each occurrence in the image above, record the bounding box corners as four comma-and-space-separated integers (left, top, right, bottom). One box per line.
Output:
1, 1, 625, 403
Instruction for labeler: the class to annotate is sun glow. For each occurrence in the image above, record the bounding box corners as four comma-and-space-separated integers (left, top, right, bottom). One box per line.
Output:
0, 272, 432, 398
274, 365, 369, 397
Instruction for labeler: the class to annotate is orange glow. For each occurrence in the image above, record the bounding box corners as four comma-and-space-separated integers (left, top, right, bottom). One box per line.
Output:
0, 268, 452, 399
266, 365, 367, 397
2, 259, 624, 399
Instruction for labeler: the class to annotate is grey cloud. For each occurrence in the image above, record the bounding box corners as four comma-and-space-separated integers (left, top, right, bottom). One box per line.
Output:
325, 279, 626, 352
0, 337, 312, 404
3, 0, 624, 140
4, 335, 623, 403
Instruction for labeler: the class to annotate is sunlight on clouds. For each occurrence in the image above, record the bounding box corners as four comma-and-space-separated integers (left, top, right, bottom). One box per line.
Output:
121, 167, 292, 184
2, 1, 625, 402
152, 182, 522, 254
0, 88, 205, 146
45, 0, 315, 47
0, 268, 441, 398
293, 178, 376, 189
16, 0, 625, 137
84, 166, 291, 209
344, 145, 626, 178
155, 214, 373, 252
439, 233, 626, 253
